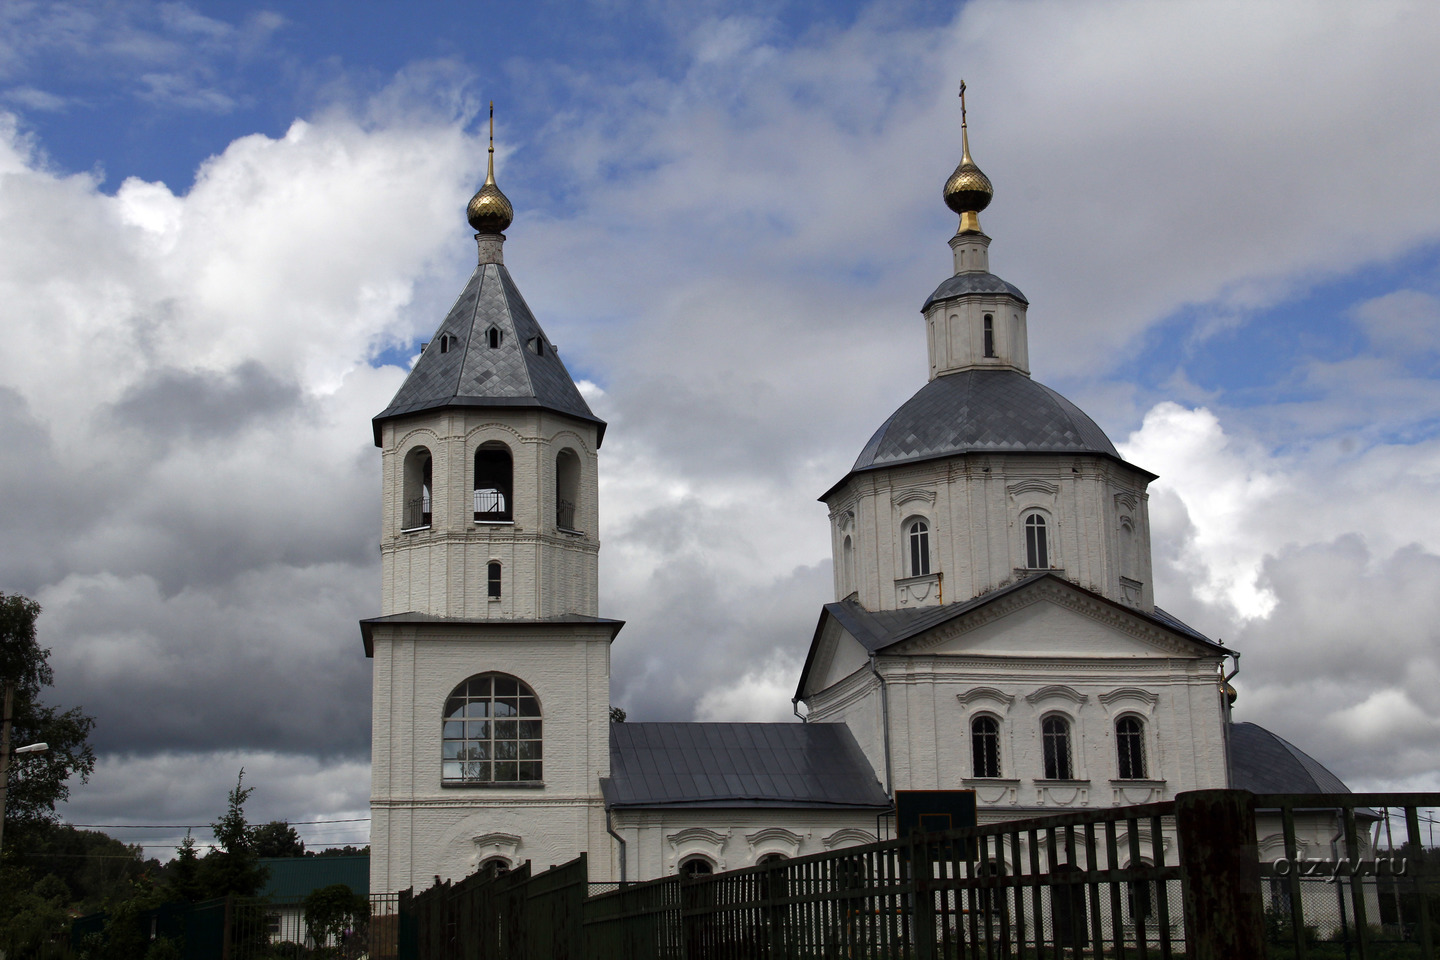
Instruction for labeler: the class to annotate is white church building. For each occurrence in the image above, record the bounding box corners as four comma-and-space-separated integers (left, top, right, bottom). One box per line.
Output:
363, 105, 1358, 892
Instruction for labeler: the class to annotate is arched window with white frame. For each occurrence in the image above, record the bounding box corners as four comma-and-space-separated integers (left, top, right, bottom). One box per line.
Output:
971, 714, 1001, 778
1116, 715, 1147, 780
842, 535, 855, 596
906, 518, 931, 577
1024, 512, 1050, 569
1041, 715, 1073, 780
442, 673, 542, 783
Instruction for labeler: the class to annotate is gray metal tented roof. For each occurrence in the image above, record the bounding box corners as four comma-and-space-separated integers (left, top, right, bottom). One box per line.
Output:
1228, 721, 1352, 795
847, 369, 1122, 476
372, 261, 604, 446
922, 272, 1029, 312
602, 722, 890, 810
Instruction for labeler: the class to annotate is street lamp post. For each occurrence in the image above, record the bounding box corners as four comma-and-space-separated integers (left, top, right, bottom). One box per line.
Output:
0, 680, 50, 856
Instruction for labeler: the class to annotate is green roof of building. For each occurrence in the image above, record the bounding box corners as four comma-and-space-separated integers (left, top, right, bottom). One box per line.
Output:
258, 855, 369, 899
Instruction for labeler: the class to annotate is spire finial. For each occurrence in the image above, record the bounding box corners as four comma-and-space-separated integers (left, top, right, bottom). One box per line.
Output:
468, 99, 514, 237
486, 100, 496, 183
943, 80, 993, 235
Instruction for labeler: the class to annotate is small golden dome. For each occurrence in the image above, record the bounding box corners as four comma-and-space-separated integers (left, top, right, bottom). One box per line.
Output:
1221, 681, 1238, 706
943, 82, 993, 234
468, 103, 513, 234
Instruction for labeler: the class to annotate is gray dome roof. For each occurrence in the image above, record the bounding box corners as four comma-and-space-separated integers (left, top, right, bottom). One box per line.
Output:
849, 369, 1120, 474
923, 272, 1028, 312
1228, 722, 1352, 795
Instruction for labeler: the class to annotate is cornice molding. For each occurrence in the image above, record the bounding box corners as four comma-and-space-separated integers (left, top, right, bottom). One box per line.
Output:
1098, 687, 1160, 706
1025, 684, 1088, 705
823, 828, 877, 850
892, 487, 937, 508
1008, 479, 1058, 499
956, 686, 1017, 708
668, 827, 729, 847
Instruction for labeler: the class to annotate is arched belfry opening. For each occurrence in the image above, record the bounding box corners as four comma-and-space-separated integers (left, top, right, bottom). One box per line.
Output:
474, 443, 513, 522
555, 448, 581, 531
402, 447, 432, 530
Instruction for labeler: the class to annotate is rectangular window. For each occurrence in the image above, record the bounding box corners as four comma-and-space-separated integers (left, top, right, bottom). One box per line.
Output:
1043, 719, 1073, 780
983, 314, 996, 358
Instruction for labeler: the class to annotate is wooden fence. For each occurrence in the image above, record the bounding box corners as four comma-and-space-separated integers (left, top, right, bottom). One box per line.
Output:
390, 790, 1440, 960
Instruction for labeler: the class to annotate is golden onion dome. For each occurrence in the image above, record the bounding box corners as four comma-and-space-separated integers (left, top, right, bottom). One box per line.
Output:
944, 82, 993, 234
1221, 681, 1238, 706
468, 103, 514, 234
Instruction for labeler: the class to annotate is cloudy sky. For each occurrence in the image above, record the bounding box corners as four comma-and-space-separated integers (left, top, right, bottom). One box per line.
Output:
3, 0, 1440, 858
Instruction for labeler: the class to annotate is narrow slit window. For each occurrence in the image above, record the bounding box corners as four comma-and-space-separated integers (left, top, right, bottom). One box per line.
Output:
1025, 514, 1049, 569
907, 520, 930, 577
487, 561, 502, 599
487, 326, 501, 349
971, 715, 1000, 778
439, 335, 450, 354
983, 314, 996, 358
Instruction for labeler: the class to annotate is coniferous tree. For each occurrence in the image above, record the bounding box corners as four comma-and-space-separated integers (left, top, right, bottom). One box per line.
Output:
196, 770, 268, 898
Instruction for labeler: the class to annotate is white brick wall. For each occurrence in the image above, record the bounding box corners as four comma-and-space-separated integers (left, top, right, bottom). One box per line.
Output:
804, 579, 1229, 814
378, 410, 600, 619
827, 453, 1155, 614
369, 621, 616, 891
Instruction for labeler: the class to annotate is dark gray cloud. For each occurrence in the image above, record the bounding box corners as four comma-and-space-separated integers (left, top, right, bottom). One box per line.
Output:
109, 360, 305, 442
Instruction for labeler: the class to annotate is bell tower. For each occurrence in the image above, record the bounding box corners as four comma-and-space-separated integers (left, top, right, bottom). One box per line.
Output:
365, 106, 621, 894
371, 108, 603, 621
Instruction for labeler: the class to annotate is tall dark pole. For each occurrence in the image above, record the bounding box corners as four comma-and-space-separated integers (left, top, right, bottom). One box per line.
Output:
0, 681, 13, 856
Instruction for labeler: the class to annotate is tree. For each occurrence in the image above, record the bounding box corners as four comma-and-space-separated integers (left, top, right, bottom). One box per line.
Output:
253, 820, 305, 858
0, 593, 96, 848
302, 883, 368, 954
197, 770, 268, 898
609, 706, 626, 723
166, 832, 203, 903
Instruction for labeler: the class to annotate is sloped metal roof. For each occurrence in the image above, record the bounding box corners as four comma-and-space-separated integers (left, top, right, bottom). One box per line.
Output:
848, 369, 1122, 476
259, 855, 369, 899
1228, 721, 1352, 795
922, 271, 1029, 312
372, 262, 604, 446
602, 722, 889, 810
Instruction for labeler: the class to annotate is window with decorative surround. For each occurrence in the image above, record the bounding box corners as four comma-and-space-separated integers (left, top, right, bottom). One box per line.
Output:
971, 715, 1001, 778
1116, 716, 1147, 780
1024, 513, 1049, 569
1041, 715, 1073, 780
907, 519, 931, 576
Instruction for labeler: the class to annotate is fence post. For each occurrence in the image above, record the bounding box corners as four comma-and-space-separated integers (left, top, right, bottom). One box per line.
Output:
912, 836, 936, 960
1175, 789, 1265, 960
221, 893, 234, 960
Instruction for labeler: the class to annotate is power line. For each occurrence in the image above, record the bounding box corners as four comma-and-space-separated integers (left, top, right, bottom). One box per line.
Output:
59, 817, 371, 830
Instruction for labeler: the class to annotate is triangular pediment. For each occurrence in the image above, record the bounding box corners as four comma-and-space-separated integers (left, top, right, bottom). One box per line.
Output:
889, 579, 1213, 660
800, 614, 872, 698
